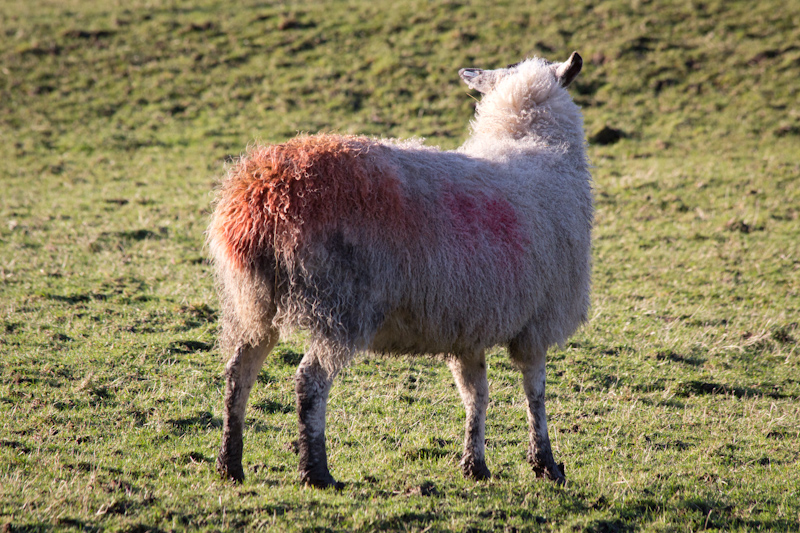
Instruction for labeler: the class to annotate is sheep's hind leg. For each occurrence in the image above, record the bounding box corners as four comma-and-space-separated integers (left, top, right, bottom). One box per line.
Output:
217, 329, 279, 482
295, 351, 343, 489
448, 350, 491, 480
509, 335, 565, 484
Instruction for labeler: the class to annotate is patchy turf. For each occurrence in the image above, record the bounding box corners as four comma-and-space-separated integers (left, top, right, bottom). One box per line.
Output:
1, 0, 799, 531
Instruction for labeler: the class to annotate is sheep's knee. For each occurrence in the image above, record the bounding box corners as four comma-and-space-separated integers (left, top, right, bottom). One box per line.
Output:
217, 332, 277, 482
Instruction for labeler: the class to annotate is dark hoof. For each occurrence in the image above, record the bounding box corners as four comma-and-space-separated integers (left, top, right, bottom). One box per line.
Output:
308, 479, 344, 490
301, 471, 344, 490
461, 456, 491, 481
530, 459, 565, 485
217, 456, 245, 483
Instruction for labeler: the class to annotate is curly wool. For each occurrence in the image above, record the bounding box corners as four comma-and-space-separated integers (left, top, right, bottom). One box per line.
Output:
207, 56, 592, 374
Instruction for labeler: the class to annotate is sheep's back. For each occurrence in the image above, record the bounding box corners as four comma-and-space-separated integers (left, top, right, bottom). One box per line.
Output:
209, 133, 591, 355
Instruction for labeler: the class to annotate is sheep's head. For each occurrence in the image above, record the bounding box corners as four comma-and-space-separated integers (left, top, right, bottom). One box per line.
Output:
459, 52, 583, 141
459, 51, 582, 94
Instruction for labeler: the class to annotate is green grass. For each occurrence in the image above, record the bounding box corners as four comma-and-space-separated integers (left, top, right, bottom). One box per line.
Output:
1, 0, 799, 531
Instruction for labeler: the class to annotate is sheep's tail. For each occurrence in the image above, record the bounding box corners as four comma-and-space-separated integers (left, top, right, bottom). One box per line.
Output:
209, 255, 277, 361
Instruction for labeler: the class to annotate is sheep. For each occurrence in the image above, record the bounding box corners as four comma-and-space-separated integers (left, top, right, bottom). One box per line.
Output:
207, 51, 591, 488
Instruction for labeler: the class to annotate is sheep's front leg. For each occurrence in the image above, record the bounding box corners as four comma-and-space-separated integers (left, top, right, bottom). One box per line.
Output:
217, 330, 278, 482
510, 339, 565, 484
448, 351, 491, 480
295, 354, 342, 489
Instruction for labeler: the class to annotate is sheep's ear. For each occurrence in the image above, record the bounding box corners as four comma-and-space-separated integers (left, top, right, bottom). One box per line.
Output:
459, 68, 499, 94
554, 51, 582, 88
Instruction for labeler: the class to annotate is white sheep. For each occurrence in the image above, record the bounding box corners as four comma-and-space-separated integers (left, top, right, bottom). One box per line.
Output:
207, 51, 591, 487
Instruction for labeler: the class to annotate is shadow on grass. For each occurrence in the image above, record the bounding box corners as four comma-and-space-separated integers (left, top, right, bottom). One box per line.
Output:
353, 511, 437, 533
167, 410, 220, 432
676, 380, 791, 399
44, 292, 107, 304
168, 340, 213, 354
654, 349, 706, 366
578, 493, 797, 532
0, 518, 105, 533
252, 398, 293, 414
88, 229, 167, 252
272, 346, 304, 366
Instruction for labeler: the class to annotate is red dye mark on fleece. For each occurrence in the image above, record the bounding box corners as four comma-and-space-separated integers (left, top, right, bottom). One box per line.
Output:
443, 189, 527, 265
484, 197, 526, 254
210, 134, 413, 269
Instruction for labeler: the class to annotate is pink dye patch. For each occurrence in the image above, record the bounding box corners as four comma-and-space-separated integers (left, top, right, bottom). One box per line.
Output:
443, 189, 527, 267
484, 197, 527, 255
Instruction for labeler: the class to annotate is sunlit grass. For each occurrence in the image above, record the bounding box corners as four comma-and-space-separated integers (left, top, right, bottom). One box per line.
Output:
1, 0, 798, 530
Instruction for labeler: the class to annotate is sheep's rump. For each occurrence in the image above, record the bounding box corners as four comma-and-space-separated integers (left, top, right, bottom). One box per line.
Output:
208, 134, 591, 359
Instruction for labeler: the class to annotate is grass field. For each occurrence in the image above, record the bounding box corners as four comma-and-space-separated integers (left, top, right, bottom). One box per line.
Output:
1, 0, 799, 531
